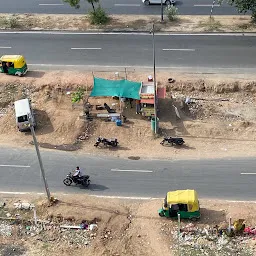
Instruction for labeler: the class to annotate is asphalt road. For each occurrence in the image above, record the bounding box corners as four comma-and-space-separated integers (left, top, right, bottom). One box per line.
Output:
0, 147, 255, 200
1, 32, 256, 74
0, 0, 238, 15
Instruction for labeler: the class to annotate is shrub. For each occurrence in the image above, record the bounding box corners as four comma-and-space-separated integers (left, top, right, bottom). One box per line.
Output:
89, 6, 109, 25
164, 5, 178, 21
71, 88, 85, 103
6, 16, 19, 28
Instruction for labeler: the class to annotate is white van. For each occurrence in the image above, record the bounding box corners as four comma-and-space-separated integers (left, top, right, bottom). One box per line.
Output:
14, 98, 36, 132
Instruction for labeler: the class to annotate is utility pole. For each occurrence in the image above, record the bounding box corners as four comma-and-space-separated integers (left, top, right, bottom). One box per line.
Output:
210, 0, 216, 19
152, 23, 158, 134
161, 0, 164, 22
28, 115, 51, 202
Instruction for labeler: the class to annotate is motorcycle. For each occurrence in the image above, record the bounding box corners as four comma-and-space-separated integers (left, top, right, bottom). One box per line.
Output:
94, 137, 118, 147
160, 137, 185, 146
63, 172, 91, 187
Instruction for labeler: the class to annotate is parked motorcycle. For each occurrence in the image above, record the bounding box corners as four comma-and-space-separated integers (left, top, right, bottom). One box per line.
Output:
63, 172, 91, 187
94, 137, 119, 147
160, 137, 185, 146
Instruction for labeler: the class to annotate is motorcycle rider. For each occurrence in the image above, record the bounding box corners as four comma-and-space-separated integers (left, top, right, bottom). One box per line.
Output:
73, 166, 82, 182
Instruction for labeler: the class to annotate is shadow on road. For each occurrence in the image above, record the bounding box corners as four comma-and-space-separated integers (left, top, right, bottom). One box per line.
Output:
161, 144, 196, 150
84, 183, 109, 192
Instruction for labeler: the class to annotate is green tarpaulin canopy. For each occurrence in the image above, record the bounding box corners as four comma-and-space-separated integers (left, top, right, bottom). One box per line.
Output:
90, 77, 141, 100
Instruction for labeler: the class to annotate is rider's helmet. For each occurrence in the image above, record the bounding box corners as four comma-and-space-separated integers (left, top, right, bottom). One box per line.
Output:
76, 166, 80, 170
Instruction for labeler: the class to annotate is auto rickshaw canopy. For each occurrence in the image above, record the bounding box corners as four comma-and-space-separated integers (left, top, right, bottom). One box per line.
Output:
166, 189, 199, 212
0, 55, 26, 69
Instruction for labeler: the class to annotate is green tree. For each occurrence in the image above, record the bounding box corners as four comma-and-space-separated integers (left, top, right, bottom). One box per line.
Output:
219, 0, 256, 21
63, 0, 99, 12
89, 6, 109, 24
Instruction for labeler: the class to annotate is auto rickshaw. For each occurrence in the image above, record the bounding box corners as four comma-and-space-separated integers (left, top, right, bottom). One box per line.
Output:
0, 55, 28, 76
158, 189, 200, 220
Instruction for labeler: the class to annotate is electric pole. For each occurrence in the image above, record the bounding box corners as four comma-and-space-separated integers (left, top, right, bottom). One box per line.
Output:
28, 115, 51, 202
161, 0, 164, 22
210, 0, 216, 18
152, 23, 158, 134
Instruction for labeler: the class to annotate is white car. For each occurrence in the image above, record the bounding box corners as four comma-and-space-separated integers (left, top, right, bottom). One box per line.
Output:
142, 0, 176, 5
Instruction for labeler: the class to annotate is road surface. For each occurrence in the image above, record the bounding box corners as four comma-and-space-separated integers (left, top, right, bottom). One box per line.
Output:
0, 32, 256, 74
0, 0, 238, 15
0, 147, 255, 200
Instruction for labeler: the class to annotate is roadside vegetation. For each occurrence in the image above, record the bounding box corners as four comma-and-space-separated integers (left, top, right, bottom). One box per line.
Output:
0, 14, 255, 32
164, 5, 179, 21
219, 0, 256, 22
63, 0, 109, 25
199, 17, 223, 32
0, 15, 19, 28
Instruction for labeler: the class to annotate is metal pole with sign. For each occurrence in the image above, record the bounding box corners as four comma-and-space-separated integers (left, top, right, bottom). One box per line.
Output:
28, 115, 51, 202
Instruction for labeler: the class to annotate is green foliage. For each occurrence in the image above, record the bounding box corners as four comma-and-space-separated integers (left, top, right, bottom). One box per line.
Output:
164, 5, 179, 21
89, 6, 109, 25
63, 0, 99, 11
87, 0, 99, 11
219, 0, 256, 22
63, 0, 80, 8
71, 88, 85, 103
8, 16, 19, 28
64, 0, 108, 24
0, 16, 20, 28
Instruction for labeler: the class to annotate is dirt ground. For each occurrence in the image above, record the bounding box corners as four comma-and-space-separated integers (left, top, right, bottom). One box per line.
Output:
0, 194, 255, 256
1, 70, 256, 160
0, 13, 256, 32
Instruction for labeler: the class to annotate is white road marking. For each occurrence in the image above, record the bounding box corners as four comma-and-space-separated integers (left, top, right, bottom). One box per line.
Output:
0, 191, 255, 203
0, 46, 12, 49
71, 47, 102, 50
90, 195, 160, 200
162, 48, 195, 51
0, 31, 255, 37
39, 4, 64, 6
0, 191, 28, 195
111, 169, 153, 173
241, 173, 256, 175
28, 64, 256, 72
0, 164, 30, 168
194, 4, 220, 7
114, 4, 141, 6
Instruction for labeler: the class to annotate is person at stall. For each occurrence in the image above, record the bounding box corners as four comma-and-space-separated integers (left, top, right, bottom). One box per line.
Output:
136, 99, 141, 114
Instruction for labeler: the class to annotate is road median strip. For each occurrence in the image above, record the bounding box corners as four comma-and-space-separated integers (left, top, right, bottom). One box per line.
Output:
0, 13, 255, 33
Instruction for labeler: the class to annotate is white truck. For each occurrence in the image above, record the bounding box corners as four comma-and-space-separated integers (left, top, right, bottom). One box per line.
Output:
14, 98, 36, 132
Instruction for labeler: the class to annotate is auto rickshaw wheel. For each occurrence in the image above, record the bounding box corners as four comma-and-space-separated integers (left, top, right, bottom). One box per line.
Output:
159, 212, 164, 217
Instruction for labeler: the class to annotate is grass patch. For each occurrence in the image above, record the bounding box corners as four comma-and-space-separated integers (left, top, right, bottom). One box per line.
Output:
199, 17, 223, 32
0, 16, 20, 28
236, 21, 256, 30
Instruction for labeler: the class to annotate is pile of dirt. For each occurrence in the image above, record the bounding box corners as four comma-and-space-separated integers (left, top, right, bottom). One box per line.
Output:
0, 194, 255, 256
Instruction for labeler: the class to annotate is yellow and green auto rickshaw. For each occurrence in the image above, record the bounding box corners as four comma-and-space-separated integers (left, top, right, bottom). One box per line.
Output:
0, 55, 28, 76
158, 189, 200, 220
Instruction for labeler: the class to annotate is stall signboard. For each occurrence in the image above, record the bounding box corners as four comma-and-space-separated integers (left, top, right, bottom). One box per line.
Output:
140, 93, 154, 99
